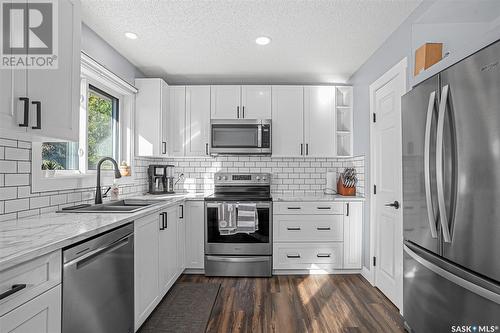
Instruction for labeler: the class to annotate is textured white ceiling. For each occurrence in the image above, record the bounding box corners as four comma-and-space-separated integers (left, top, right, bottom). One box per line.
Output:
81, 0, 421, 84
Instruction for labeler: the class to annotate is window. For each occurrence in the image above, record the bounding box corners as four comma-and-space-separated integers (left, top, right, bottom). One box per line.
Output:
32, 53, 137, 192
87, 85, 119, 169
40, 85, 120, 172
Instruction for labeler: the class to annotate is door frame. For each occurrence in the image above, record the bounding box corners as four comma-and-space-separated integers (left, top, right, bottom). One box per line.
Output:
368, 57, 407, 312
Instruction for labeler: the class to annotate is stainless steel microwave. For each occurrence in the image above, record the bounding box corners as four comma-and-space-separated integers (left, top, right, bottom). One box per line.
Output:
210, 119, 271, 155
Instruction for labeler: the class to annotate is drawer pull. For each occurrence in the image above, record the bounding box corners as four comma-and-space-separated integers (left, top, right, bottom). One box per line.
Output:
317, 207, 331, 210
286, 254, 301, 259
317, 227, 331, 231
287, 227, 301, 231
317, 253, 331, 258
287, 207, 301, 210
0, 284, 27, 300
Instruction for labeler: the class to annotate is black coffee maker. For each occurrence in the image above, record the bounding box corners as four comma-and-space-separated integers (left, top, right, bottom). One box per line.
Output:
148, 165, 175, 194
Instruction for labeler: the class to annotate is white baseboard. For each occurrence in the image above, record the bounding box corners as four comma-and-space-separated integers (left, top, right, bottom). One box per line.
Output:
361, 266, 374, 285
183, 268, 205, 275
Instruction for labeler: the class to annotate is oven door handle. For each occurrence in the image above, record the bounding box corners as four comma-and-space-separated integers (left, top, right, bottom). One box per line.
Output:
206, 202, 271, 208
205, 255, 270, 263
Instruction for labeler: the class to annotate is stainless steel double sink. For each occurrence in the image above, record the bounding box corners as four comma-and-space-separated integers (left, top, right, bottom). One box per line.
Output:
58, 199, 164, 213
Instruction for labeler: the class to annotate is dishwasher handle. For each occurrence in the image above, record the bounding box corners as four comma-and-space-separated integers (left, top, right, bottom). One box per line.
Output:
64, 234, 132, 269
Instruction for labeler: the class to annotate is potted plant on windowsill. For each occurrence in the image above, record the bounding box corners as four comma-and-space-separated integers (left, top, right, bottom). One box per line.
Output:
42, 160, 63, 177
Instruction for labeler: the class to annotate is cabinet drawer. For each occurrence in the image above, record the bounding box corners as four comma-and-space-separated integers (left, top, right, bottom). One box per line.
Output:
273, 243, 343, 269
0, 251, 61, 316
0, 285, 61, 333
274, 202, 343, 215
274, 215, 343, 242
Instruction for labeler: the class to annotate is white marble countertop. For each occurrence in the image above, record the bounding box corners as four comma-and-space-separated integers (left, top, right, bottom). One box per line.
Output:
0, 192, 208, 271
272, 193, 365, 202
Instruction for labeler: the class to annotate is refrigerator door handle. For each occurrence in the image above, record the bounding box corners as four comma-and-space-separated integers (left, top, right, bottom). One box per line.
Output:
424, 90, 438, 239
436, 84, 452, 243
404, 243, 500, 305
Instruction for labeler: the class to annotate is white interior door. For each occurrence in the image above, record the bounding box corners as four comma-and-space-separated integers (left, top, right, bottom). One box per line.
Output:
370, 59, 406, 310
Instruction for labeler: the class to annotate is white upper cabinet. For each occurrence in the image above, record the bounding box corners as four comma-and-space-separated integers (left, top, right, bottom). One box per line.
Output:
168, 86, 186, 156
241, 85, 272, 119
0, 0, 80, 141
271, 86, 304, 157
210, 85, 241, 119
185, 86, 211, 156
211, 85, 272, 119
135, 78, 169, 157
304, 86, 336, 157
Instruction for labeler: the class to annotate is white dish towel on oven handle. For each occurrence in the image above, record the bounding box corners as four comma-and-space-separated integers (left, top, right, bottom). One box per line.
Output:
218, 203, 237, 235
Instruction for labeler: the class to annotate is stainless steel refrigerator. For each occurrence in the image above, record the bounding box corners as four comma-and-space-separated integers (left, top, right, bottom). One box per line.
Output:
402, 40, 500, 332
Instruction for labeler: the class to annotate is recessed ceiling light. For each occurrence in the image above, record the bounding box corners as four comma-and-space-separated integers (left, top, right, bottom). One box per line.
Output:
125, 32, 138, 40
255, 36, 271, 46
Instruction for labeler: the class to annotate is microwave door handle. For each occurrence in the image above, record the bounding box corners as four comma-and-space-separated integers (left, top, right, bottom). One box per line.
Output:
257, 124, 262, 148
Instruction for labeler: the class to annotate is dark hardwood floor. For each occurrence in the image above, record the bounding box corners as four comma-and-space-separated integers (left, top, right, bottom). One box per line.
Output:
179, 274, 405, 333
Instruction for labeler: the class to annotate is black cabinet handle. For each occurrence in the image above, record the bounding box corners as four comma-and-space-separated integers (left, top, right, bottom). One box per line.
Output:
287, 207, 301, 210
31, 101, 41, 129
163, 212, 168, 229
19, 97, 29, 127
237, 106, 240, 118
159, 213, 165, 230
287, 254, 301, 259
317, 253, 331, 258
346, 203, 350, 216
205, 143, 209, 155
300, 143, 303, 155
0, 284, 26, 300
317, 227, 331, 231
162, 141, 167, 154
242, 106, 245, 118
286, 227, 301, 231
306, 143, 309, 155
316, 207, 331, 210
179, 205, 184, 219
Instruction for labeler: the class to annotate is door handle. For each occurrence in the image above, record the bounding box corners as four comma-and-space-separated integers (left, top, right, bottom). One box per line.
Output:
19, 97, 29, 127
286, 227, 301, 231
424, 91, 438, 238
237, 106, 240, 118
300, 143, 303, 155
179, 204, 184, 219
436, 84, 452, 243
385, 201, 400, 209
0, 284, 27, 300
163, 212, 168, 229
162, 141, 167, 154
31, 101, 41, 129
287, 207, 301, 210
317, 253, 331, 258
242, 106, 245, 118
316, 227, 331, 231
205, 143, 209, 155
306, 143, 309, 155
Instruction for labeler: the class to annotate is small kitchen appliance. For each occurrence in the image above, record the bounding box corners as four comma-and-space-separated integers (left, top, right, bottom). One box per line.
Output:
148, 165, 176, 194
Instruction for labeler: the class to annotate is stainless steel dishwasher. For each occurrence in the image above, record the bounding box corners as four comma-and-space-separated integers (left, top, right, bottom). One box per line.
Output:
62, 223, 134, 333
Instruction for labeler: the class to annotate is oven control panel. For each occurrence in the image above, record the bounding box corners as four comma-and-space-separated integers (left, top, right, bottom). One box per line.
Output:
214, 173, 271, 185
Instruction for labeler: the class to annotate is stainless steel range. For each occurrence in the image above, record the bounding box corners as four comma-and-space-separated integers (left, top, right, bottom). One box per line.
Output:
204, 172, 272, 277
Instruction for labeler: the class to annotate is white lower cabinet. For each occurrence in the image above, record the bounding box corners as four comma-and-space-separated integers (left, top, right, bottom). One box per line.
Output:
0, 285, 61, 333
134, 213, 160, 330
159, 205, 179, 295
273, 200, 363, 272
185, 201, 205, 270
343, 202, 363, 269
134, 203, 188, 331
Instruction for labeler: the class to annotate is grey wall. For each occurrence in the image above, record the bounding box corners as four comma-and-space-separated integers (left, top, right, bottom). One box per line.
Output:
81, 23, 144, 84
348, 0, 500, 269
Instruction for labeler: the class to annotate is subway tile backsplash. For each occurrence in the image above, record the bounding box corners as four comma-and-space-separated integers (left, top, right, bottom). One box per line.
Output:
0, 137, 365, 223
